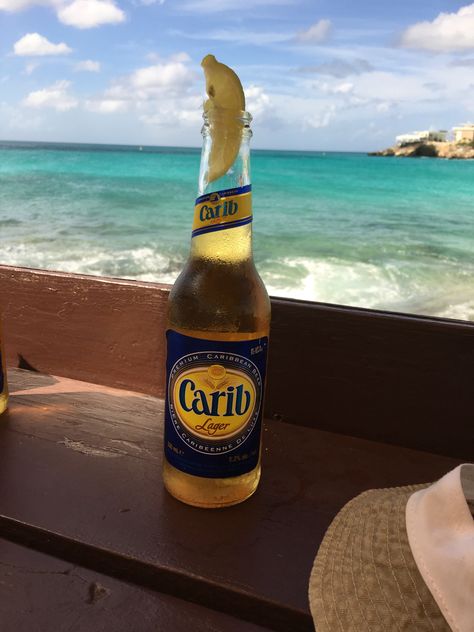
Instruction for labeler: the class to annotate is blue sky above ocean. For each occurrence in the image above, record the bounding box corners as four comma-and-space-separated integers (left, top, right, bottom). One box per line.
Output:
1, 1, 474, 150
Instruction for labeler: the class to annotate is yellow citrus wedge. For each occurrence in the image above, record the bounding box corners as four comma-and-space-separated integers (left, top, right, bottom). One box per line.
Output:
202, 54, 245, 111
201, 54, 246, 183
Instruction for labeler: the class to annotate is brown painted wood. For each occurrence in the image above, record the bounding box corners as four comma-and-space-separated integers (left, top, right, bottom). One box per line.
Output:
0, 265, 169, 396
0, 265, 472, 458
0, 538, 272, 632
0, 369, 462, 632
268, 297, 474, 460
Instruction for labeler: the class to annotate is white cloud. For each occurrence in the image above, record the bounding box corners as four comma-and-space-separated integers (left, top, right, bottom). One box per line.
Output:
450, 58, 474, 67
24, 61, 39, 75
58, 0, 125, 28
245, 84, 272, 120
86, 54, 199, 124
299, 58, 374, 78
400, 4, 474, 52
128, 61, 195, 92
23, 80, 78, 111
13, 33, 72, 56
1, 0, 125, 29
312, 80, 355, 96
6, 44, 472, 151
333, 82, 354, 94
139, 96, 202, 126
85, 98, 127, 112
106, 57, 195, 101
296, 19, 332, 44
169, 52, 191, 63
146, 51, 191, 63
352, 71, 435, 103
176, 28, 290, 46
0, 0, 58, 11
376, 101, 399, 114
305, 104, 337, 129
180, 0, 291, 12
243, 84, 284, 129
75, 59, 101, 72
0, 101, 44, 132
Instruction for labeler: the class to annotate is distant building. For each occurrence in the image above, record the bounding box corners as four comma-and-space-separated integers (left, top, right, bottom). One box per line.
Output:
453, 123, 474, 144
396, 130, 448, 146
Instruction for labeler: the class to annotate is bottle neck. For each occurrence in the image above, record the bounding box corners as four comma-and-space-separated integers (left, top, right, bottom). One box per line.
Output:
190, 111, 253, 264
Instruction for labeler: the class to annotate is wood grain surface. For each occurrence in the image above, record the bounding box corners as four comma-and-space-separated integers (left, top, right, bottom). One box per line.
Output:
0, 369, 462, 632
0, 265, 472, 458
0, 538, 272, 632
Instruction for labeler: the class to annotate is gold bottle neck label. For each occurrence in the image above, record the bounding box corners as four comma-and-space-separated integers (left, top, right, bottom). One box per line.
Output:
192, 184, 252, 238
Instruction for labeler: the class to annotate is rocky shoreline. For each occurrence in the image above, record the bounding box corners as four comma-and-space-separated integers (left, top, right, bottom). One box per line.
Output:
369, 141, 474, 159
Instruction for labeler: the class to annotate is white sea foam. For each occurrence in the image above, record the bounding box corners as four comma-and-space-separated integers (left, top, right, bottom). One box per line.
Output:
434, 299, 474, 322
0, 243, 181, 286
262, 257, 402, 307
261, 256, 474, 321
1, 245, 472, 321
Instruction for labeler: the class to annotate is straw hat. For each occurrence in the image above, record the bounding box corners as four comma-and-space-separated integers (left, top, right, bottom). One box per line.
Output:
309, 464, 474, 632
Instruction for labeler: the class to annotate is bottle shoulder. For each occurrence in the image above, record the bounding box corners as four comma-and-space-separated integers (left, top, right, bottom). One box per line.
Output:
168, 257, 270, 333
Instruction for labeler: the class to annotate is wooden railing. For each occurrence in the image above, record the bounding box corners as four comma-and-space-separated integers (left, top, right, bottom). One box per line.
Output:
0, 265, 472, 459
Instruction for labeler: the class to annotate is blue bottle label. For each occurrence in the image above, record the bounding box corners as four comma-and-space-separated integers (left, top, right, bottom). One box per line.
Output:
164, 330, 268, 478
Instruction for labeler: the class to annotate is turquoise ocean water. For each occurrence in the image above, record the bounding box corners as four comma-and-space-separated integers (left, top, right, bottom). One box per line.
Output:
1, 140, 473, 321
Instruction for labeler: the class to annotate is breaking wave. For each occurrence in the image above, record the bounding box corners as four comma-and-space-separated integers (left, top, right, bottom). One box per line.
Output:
1, 243, 472, 321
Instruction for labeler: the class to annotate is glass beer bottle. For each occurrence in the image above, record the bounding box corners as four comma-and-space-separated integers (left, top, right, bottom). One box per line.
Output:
163, 107, 271, 508
0, 322, 8, 414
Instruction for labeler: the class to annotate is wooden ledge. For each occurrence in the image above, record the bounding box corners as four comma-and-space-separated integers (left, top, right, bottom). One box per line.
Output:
0, 369, 462, 632
1, 265, 473, 459
0, 538, 272, 632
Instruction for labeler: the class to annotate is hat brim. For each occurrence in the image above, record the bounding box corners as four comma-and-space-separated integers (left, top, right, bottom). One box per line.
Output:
309, 484, 451, 632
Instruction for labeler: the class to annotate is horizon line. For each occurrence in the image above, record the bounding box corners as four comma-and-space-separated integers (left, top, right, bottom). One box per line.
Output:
0, 138, 370, 154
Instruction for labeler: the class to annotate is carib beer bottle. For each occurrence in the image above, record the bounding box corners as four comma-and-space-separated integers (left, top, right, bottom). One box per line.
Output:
162, 55, 271, 508
0, 322, 8, 415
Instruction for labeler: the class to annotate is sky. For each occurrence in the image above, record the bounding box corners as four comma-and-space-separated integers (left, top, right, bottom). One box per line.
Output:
1, 0, 474, 150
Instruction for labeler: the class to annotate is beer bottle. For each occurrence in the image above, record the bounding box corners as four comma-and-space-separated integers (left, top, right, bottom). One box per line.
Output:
0, 322, 8, 414
163, 56, 271, 508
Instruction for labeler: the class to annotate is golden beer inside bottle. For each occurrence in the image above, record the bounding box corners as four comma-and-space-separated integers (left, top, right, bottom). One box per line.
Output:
163, 106, 271, 508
